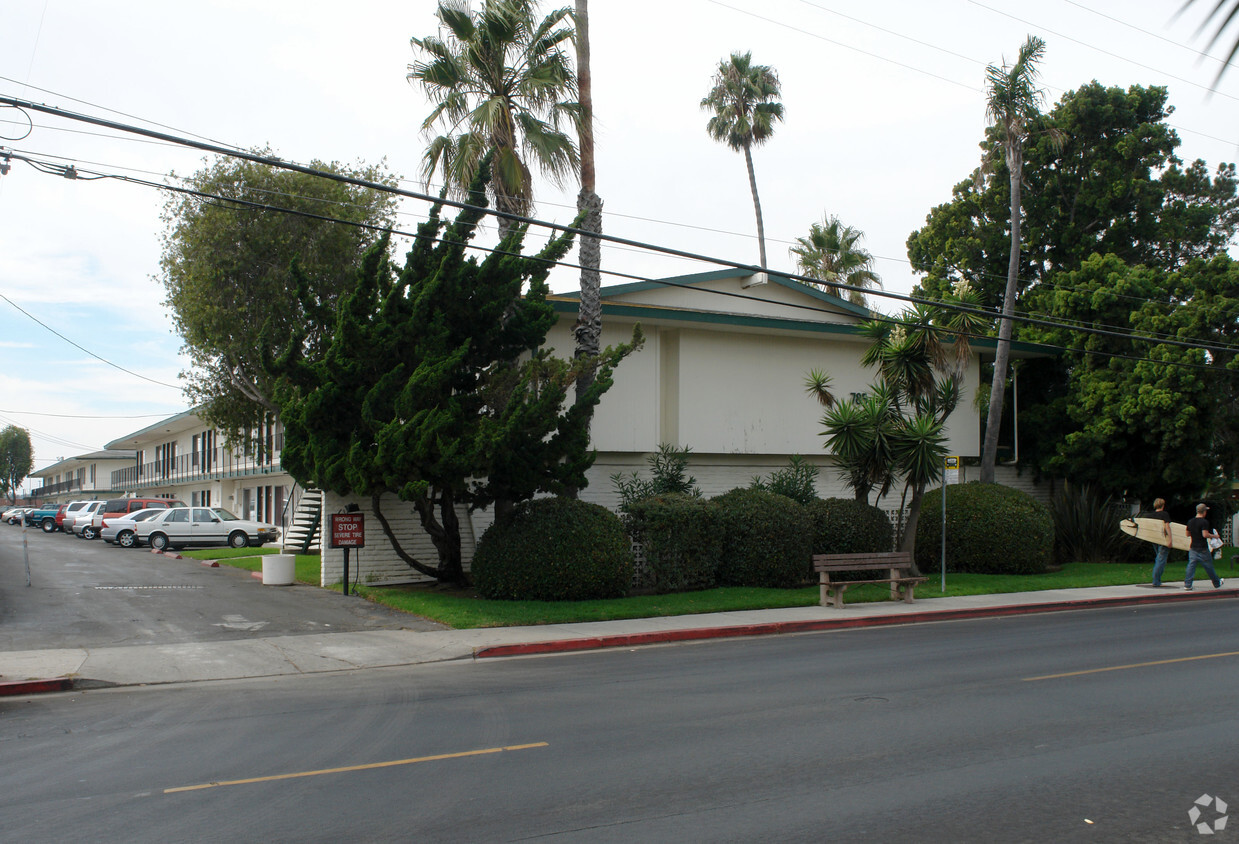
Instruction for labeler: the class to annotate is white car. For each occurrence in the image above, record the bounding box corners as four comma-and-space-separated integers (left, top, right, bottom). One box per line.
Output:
67, 501, 106, 538
101, 508, 167, 548
136, 506, 280, 551
4, 507, 32, 525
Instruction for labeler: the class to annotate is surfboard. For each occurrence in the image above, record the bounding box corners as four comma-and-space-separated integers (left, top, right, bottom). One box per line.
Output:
1119, 517, 1192, 552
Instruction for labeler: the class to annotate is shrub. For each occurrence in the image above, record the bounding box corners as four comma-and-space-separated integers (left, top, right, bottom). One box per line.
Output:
611, 443, 700, 507
915, 482, 1053, 575
626, 494, 721, 593
711, 487, 812, 588
805, 498, 894, 556
750, 455, 821, 505
1048, 481, 1142, 565
472, 498, 632, 601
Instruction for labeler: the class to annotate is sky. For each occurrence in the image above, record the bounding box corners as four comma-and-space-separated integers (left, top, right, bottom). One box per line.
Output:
2, 0, 1238, 493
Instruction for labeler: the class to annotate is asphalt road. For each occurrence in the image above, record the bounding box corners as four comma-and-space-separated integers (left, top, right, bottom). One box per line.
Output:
0, 522, 443, 652
3, 600, 1238, 842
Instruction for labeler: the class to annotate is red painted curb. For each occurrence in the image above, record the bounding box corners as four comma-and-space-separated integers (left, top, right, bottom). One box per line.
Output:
150, 549, 184, 560
0, 678, 73, 696
473, 590, 1238, 659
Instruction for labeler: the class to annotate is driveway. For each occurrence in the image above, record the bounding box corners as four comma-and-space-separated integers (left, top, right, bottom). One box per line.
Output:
0, 525, 444, 653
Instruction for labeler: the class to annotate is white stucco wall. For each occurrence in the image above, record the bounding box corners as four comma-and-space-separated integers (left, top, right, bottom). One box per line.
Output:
319, 490, 476, 587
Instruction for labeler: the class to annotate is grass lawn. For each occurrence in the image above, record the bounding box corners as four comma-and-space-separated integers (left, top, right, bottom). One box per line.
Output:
194, 550, 1236, 631
352, 561, 1175, 629
182, 547, 322, 585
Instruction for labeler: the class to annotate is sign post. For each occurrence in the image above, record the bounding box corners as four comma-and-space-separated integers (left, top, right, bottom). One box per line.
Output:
329, 512, 365, 595
941, 456, 960, 592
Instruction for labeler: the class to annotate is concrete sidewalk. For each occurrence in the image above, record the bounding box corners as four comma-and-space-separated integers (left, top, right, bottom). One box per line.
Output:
1, 582, 1234, 694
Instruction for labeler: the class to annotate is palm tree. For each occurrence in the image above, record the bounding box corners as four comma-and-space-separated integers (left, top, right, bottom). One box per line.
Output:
701, 52, 784, 268
791, 215, 882, 305
979, 35, 1052, 484
408, 0, 579, 240
572, 0, 602, 409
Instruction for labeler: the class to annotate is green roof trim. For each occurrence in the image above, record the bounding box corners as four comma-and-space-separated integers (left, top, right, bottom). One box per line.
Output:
548, 297, 1056, 357
557, 267, 872, 319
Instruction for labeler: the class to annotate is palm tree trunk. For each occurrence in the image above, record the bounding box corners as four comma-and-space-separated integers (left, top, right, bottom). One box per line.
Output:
573, 0, 602, 402
743, 141, 768, 268
980, 145, 1022, 484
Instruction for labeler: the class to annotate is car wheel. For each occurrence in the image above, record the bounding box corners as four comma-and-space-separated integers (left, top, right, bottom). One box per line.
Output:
41, 518, 56, 532
117, 531, 135, 549
82, 526, 97, 540
228, 531, 249, 549
150, 533, 169, 552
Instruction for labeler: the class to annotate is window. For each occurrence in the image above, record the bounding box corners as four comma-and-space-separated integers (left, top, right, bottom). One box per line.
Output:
165, 510, 189, 523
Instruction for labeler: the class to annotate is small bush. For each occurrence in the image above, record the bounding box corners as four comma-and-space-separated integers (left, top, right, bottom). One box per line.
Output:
472, 498, 633, 601
611, 443, 700, 507
711, 487, 812, 588
915, 482, 1053, 575
750, 455, 820, 505
1048, 481, 1141, 565
805, 498, 894, 555
626, 494, 721, 593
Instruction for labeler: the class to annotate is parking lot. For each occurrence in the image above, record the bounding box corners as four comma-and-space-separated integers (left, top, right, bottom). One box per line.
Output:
0, 524, 442, 653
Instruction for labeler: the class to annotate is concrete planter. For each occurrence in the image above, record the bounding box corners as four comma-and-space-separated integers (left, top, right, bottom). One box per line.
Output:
262, 554, 296, 586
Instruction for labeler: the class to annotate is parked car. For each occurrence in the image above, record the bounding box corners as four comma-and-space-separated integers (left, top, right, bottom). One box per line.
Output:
81, 497, 186, 540
136, 507, 280, 551
24, 503, 63, 532
53, 500, 98, 532
101, 508, 168, 548
66, 501, 106, 538
4, 507, 32, 525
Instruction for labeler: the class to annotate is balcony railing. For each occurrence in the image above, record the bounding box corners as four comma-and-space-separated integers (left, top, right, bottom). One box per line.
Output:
32, 478, 83, 499
111, 442, 284, 491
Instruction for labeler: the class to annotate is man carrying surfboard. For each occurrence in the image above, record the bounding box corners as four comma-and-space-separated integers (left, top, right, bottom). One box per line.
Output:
1185, 503, 1223, 591
1151, 498, 1172, 587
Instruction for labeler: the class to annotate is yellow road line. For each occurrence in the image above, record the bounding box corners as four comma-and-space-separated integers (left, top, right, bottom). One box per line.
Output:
1024, 650, 1239, 682
164, 742, 549, 793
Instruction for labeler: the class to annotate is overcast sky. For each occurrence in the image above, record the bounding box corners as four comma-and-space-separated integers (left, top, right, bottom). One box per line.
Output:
2, 0, 1237, 490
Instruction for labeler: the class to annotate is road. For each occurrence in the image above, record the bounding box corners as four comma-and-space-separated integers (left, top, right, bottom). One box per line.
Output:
3, 599, 1238, 842
0, 521, 442, 652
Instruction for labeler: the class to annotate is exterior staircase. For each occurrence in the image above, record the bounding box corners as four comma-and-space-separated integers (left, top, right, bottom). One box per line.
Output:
282, 488, 322, 553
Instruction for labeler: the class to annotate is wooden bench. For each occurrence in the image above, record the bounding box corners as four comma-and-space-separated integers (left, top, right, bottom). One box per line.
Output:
812, 551, 927, 609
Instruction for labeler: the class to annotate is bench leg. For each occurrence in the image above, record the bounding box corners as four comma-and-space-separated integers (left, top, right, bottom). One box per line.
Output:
819, 575, 829, 608
899, 583, 916, 604
830, 584, 848, 609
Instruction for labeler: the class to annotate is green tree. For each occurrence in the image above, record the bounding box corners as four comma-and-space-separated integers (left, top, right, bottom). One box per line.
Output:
408, 0, 579, 240
1017, 253, 1239, 502
790, 215, 882, 305
267, 164, 639, 585
701, 51, 784, 268
0, 425, 34, 503
805, 287, 986, 564
907, 82, 1239, 304
160, 154, 398, 441
979, 35, 1055, 485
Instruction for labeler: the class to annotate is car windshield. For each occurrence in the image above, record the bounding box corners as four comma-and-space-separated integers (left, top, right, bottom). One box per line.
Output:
211, 508, 240, 521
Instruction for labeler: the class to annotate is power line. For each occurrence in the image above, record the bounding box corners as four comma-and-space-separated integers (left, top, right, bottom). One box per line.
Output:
5, 136, 1237, 378
0, 292, 182, 390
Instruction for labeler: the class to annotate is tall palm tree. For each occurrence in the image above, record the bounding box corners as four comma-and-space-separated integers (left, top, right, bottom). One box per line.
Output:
701, 52, 784, 268
979, 35, 1051, 484
409, 0, 579, 240
572, 0, 602, 407
790, 215, 882, 305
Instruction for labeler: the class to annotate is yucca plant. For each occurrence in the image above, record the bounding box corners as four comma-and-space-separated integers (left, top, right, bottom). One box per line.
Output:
1049, 481, 1137, 565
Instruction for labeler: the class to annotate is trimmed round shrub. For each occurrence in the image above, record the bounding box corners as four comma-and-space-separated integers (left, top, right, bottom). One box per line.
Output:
805, 498, 894, 555
472, 498, 633, 601
711, 487, 812, 588
625, 494, 721, 593
915, 482, 1053, 575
